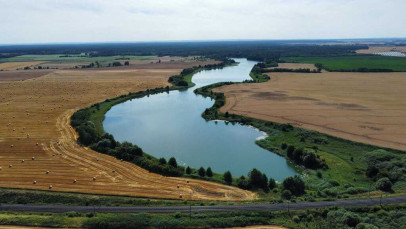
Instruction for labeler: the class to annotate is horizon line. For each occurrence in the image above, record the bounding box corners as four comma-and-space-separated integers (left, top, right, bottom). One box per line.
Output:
1, 37, 406, 46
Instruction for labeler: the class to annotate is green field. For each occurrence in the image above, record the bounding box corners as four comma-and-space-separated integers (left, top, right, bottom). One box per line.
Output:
0, 54, 156, 62
282, 56, 406, 71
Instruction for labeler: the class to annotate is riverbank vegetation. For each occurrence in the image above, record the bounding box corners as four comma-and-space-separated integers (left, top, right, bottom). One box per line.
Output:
0, 204, 404, 228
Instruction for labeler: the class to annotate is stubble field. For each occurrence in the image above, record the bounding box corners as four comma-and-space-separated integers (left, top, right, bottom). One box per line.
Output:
0, 58, 255, 201
215, 71, 406, 151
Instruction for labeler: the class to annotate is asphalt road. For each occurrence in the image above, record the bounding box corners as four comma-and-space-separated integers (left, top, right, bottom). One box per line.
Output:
0, 196, 405, 213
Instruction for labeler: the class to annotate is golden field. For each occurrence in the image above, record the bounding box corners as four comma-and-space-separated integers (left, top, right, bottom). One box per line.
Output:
0, 58, 255, 201
215, 71, 406, 151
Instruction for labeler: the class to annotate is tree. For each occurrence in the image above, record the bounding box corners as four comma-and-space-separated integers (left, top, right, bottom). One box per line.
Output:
269, 178, 276, 190
248, 168, 268, 191
124, 61, 130, 66
168, 157, 177, 168
206, 167, 213, 177
224, 171, 232, 185
185, 166, 191, 174
159, 157, 167, 165
281, 190, 292, 214
198, 167, 206, 177
282, 176, 305, 196
287, 145, 295, 158
376, 177, 393, 205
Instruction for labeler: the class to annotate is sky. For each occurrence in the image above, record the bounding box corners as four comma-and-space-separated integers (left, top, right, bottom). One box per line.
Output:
0, 0, 405, 44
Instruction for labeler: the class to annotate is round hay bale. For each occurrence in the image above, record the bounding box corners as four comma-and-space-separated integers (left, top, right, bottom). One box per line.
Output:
32, 157, 35, 160
186, 180, 189, 184
8, 164, 12, 168
179, 194, 183, 199
49, 185, 52, 189
177, 185, 180, 188
33, 181, 36, 184
73, 179, 77, 183
46, 170, 49, 174
92, 177, 96, 181
21, 159, 24, 163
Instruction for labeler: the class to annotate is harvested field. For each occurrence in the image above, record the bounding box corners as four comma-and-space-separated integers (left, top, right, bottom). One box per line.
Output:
0, 58, 255, 201
356, 46, 406, 54
0, 62, 44, 71
215, 72, 406, 151
0, 70, 53, 81
267, 63, 317, 71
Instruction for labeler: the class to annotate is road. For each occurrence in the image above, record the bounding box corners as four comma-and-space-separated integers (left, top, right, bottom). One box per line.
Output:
0, 196, 405, 213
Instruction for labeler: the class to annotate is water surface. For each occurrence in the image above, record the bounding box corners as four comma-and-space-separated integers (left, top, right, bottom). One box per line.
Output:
104, 58, 296, 181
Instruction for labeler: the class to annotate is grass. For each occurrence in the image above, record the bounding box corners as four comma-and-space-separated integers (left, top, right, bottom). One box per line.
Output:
0, 204, 405, 228
0, 188, 247, 207
249, 71, 270, 82
282, 55, 406, 71
0, 54, 156, 63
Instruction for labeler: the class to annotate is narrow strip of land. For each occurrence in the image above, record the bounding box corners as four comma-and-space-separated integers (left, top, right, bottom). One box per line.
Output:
1, 196, 405, 213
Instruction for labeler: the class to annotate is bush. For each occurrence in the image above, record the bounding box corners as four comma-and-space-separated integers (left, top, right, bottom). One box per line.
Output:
281, 143, 287, 150
292, 215, 300, 223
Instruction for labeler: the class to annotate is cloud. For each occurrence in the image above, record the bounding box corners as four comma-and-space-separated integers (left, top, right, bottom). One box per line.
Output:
0, 0, 405, 44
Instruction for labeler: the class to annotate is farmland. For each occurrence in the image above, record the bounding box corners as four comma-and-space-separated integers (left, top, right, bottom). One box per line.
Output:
0, 54, 156, 63
0, 57, 255, 201
282, 56, 406, 71
215, 71, 406, 151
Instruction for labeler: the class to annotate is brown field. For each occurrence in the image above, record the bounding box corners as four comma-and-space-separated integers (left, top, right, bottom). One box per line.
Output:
267, 63, 317, 71
215, 72, 406, 151
0, 62, 44, 71
0, 58, 255, 201
356, 46, 406, 54
0, 70, 53, 81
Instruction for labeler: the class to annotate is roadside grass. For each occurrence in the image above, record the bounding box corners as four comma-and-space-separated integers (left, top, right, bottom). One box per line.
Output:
0, 188, 247, 207
0, 54, 156, 63
282, 56, 406, 71
1, 204, 405, 229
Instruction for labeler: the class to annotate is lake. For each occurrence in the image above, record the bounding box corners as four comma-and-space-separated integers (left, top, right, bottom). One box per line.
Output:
104, 58, 296, 181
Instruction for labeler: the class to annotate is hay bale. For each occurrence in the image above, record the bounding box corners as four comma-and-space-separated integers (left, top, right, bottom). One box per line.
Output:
32, 157, 35, 160
92, 177, 96, 181
8, 164, 12, 168
177, 185, 180, 188
49, 185, 52, 189
21, 159, 24, 163
33, 181, 36, 184
46, 170, 49, 174
179, 194, 183, 199
73, 179, 77, 183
